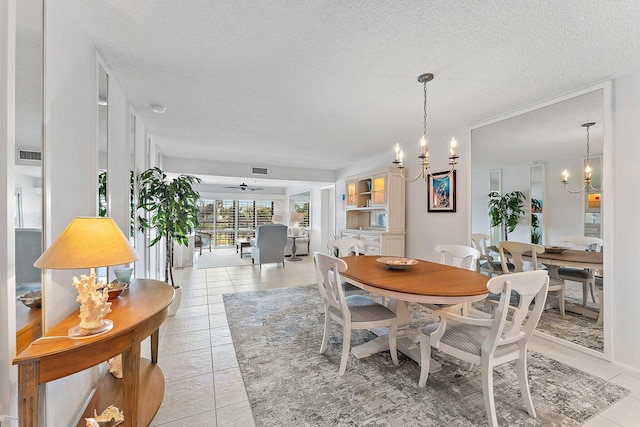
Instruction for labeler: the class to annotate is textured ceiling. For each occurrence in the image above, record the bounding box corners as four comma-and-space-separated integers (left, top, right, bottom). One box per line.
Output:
60, 0, 640, 176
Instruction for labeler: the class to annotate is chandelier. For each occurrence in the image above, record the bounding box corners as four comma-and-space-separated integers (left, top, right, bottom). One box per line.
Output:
392, 73, 458, 182
561, 122, 600, 193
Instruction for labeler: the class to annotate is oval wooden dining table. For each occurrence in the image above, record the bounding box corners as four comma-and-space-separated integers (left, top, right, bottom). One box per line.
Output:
340, 255, 489, 367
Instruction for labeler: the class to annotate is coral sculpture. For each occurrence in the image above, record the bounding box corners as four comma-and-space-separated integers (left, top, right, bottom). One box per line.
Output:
73, 269, 112, 330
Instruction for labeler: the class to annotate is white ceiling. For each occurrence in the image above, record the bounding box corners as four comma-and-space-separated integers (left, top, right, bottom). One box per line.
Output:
59, 1, 640, 183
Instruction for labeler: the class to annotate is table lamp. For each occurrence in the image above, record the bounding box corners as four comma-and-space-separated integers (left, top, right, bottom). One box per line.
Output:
34, 217, 140, 338
290, 212, 304, 236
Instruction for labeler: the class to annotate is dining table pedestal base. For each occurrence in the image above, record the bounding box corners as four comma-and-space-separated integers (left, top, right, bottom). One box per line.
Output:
350, 328, 443, 373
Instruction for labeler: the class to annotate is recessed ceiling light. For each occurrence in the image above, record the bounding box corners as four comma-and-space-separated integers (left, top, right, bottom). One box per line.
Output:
151, 104, 166, 114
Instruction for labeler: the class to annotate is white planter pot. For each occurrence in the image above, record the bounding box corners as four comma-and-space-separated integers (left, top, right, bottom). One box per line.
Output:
168, 286, 182, 317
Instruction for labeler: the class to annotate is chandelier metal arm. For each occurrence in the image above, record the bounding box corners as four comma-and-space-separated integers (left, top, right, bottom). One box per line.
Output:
391, 72, 459, 185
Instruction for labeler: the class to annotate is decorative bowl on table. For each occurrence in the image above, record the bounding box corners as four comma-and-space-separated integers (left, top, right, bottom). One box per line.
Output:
544, 246, 569, 254
102, 280, 129, 299
376, 257, 418, 270
17, 290, 42, 308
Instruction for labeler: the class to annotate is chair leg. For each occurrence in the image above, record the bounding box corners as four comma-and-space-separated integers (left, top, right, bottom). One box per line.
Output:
516, 351, 536, 418
388, 319, 398, 366
338, 324, 351, 375
596, 287, 604, 326
558, 287, 565, 316
589, 277, 597, 303
481, 359, 499, 427
320, 310, 331, 354
582, 281, 589, 307
418, 334, 431, 387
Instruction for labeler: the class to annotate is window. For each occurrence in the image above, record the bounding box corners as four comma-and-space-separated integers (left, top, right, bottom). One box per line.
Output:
197, 199, 274, 248
290, 191, 310, 228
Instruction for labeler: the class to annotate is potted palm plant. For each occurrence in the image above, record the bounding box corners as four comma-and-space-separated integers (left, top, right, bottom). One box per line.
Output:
488, 191, 526, 241
137, 167, 201, 314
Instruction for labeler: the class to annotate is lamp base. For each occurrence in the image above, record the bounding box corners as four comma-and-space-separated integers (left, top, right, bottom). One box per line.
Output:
68, 319, 113, 339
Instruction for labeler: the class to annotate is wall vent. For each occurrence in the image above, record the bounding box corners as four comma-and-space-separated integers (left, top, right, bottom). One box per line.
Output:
251, 167, 268, 175
16, 148, 42, 165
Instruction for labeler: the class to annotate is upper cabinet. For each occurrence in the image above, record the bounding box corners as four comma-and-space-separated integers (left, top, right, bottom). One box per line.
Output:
341, 167, 405, 256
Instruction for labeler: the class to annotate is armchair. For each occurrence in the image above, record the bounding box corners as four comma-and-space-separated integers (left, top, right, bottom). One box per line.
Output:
250, 224, 288, 268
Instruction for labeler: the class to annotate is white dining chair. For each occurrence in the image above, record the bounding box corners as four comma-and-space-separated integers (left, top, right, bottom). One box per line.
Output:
557, 236, 603, 306
471, 233, 513, 276
418, 270, 550, 427
327, 238, 366, 296
434, 244, 481, 315
313, 252, 399, 375
499, 241, 565, 316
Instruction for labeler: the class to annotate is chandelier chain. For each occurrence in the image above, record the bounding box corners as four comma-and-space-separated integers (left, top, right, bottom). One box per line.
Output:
423, 80, 428, 138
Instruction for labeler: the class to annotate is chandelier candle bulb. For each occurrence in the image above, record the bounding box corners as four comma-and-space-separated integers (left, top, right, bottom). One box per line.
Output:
450, 138, 458, 157
562, 169, 569, 183
394, 143, 401, 162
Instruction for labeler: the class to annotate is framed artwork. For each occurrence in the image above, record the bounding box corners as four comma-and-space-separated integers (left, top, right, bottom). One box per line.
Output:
427, 171, 456, 212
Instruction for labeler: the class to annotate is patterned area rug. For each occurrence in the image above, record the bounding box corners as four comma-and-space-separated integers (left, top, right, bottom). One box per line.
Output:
224, 285, 627, 427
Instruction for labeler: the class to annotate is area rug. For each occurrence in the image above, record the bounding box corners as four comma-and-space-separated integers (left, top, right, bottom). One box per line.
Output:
196, 250, 252, 269
224, 285, 628, 427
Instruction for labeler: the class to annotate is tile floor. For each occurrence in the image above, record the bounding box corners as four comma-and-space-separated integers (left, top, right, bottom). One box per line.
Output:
150, 250, 640, 426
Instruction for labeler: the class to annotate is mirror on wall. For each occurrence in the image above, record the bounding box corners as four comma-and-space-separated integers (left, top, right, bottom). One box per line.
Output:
129, 112, 136, 247
14, 0, 44, 352
471, 87, 606, 354
98, 64, 108, 217
96, 65, 109, 281
529, 164, 545, 245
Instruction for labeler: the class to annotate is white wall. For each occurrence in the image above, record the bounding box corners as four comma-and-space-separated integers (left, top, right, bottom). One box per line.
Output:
611, 68, 640, 370
1, 0, 18, 422
43, 2, 99, 425
14, 172, 40, 228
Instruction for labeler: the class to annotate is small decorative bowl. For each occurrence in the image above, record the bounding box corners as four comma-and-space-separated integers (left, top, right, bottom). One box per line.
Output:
17, 290, 42, 308
376, 257, 418, 270
544, 246, 569, 254
103, 281, 129, 299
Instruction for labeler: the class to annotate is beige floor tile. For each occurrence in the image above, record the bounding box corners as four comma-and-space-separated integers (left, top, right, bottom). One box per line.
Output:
158, 347, 213, 383
208, 286, 236, 297
159, 329, 211, 356
152, 410, 217, 427
151, 373, 215, 426
163, 314, 210, 336
181, 295, 209, 308
216, 400, 255, 427
598, 396, 640, 426
610, 373, 640, 398
171, 303, 209, 319
209, 312, 229, 329
208, 302, 226, 314
581, 415, 622, 426
214, 367, 249, 408
211, 326, 232, 346
212, 343, 239, 371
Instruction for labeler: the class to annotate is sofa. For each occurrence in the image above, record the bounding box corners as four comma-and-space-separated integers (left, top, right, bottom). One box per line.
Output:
250, 224, 288, 268
285, 228, 309, 257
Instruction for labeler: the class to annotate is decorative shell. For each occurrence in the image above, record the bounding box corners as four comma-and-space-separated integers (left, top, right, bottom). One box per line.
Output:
85, 405, 124, 427
108, 354, 123, 379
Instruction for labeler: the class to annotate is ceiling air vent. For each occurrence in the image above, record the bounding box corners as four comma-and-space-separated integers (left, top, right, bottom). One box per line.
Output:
16, 148, 42, 165
251, 167, 268, 176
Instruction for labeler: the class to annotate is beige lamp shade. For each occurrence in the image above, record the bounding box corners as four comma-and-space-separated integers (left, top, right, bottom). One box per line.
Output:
290, 212, 304, 223
34, 217, 139, 269
271, 214, 284, 223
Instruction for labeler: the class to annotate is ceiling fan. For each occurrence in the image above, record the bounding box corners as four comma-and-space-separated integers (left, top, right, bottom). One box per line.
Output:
223, 182, 264, 191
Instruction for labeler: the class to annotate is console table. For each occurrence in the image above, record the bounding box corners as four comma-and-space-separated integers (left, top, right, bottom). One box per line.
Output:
13, 279, 174, 427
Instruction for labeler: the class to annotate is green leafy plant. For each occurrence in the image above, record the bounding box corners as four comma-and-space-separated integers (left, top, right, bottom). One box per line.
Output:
488, 191, 526, 241
137, 167, 202, 287
531, 198, 542, 244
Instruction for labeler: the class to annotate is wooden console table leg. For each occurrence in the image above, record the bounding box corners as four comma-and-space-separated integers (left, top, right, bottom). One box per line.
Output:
150, 329, 159, 364
17, 362, 39, 427
122, 343, 141, 427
